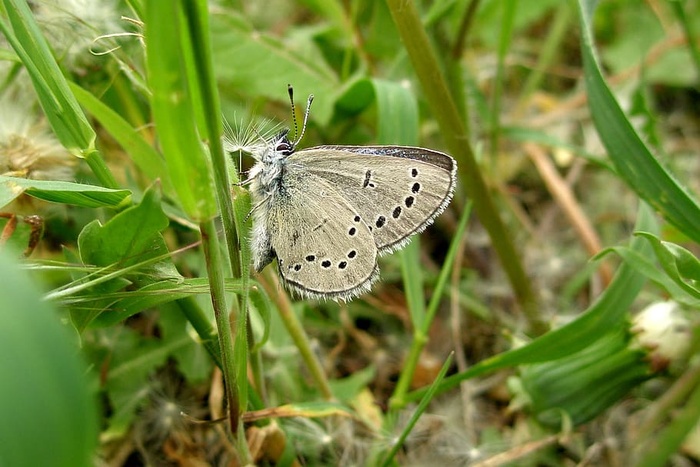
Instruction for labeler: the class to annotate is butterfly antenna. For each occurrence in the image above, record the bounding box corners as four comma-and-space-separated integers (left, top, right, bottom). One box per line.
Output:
294, 93, 314, 147
287, 84, 298, 142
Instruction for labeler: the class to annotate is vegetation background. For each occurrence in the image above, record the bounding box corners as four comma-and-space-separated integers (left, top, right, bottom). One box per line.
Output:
1, 0, 699, 465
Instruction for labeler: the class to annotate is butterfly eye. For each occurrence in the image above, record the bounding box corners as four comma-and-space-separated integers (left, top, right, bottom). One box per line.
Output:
276, 141, 294, 155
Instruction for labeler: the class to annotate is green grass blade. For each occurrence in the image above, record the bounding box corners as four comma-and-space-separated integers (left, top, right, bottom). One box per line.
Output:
635, 232, 700, 299
373, 78, 425, 322
179, 0, 252, 419
373, 78, 419, 146
424, 201, 472, 326
488, 0, 517, 157
578, 0, 700, 244
0, 176, 130, 208
400, 239, 426, 326
0, 0, 117, 189
669, 0, 700, 80
385, 0, 543, 334
144, 1, 216, 221
1, 0, 95, 152
600, 243, 700, 306
380, 353, 453, 467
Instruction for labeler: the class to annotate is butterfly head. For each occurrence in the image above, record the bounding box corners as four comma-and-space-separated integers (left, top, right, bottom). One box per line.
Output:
273, 129, 295, 156
255, 129, 294, 167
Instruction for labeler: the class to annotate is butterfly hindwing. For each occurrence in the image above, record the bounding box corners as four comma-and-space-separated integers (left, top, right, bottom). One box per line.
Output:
265, 172, 379, 300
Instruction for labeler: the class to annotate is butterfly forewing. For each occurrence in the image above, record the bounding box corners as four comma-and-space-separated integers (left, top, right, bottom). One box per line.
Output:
266, 173, 379, 300
290, 146, 457, 252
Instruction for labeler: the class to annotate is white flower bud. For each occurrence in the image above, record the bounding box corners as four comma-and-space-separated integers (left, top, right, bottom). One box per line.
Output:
632, 301, 692, 372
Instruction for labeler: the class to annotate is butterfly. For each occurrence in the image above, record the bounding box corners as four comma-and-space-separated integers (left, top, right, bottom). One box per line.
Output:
243, 86, 457, 301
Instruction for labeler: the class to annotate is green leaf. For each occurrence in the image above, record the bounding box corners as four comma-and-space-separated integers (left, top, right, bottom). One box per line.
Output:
578, 0, 700, 244
374, 79, 424, 324
64, 277, 241, 328
0, 251, 98, 466
373, 78, 419, 145
249, 285, 273, 353
88, 279, 197, 328
599, 229, 700, 304
78, 186, 172, 270
210, 12, 339, 126
400, 238, 426, 328
0, 176, 131, 209
72, 185, 180, 328
520, 327, 650, 427
636, 232, 700, 299
159, 303, 214, 383
335, 78, 375, 115
598, 244, 700, 306
381, 354, 453, 467
0, 0, 118, 189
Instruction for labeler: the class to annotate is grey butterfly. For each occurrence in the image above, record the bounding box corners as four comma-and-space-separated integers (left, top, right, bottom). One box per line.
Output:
245, 89, 457, 301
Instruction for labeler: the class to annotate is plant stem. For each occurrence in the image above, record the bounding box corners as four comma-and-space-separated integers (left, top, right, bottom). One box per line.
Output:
258, 269, 334, 400
200, 219, 240, 430
385, 0, 545, 335
180, 0, 252, 416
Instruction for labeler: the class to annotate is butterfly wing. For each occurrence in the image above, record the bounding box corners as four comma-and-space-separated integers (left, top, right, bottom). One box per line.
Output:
290, 146, 457, 253
265, 171, 379, 300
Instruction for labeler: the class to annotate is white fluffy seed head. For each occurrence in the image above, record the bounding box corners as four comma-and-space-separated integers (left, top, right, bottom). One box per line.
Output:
223, 116, 281, 161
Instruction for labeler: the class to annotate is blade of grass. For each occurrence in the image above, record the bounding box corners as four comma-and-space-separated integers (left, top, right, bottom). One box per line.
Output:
373, 78, 419, 145
143, 1, 216, 221
372, 78, 427, 327
488, 0, 517, 159
600, 242, 700, 305
380, 353, 454, 466
0, 252, 98, 467
669, 0, 700, 81
399, 239, 426, 327
578, 0, 700, 244
258, 268, 334, 401
0, 176, 130, 209
516, 2, 575, 113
